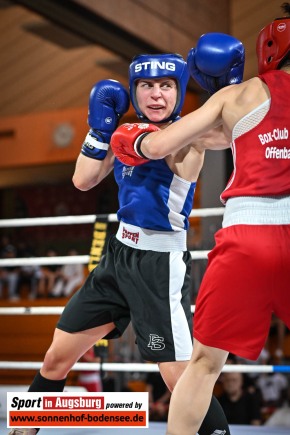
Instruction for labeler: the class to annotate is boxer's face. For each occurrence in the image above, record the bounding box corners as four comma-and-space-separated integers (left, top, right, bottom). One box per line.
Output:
136, 78, 177, 123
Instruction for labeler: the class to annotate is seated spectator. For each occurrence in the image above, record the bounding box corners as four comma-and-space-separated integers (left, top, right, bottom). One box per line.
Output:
77, 346, 103, 392
145, 371, 171, 422
265, 389, 290, 428
36, 248, 62, 298
49, 248, 84, 298
0, 244, 20, 300
218, 372, 262, 425
262, 316, 288, 363
255, 368, 289, 422
17, 263, 41, 300
0, 234, 13, 253
13, 240, 41, 299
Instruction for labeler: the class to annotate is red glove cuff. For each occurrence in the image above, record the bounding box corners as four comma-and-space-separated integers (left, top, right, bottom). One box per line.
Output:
111, 123, 160, 166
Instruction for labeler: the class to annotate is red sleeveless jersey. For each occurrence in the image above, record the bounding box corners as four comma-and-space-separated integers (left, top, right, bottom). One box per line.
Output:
221, 70, 290, 203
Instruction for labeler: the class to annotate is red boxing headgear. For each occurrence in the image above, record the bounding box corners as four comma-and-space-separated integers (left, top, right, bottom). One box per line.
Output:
256, 17, 290, 74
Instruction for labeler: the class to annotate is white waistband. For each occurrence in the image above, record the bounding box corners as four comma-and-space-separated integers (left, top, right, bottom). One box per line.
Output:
223, 196, 290, 227
116, 221, 187, 252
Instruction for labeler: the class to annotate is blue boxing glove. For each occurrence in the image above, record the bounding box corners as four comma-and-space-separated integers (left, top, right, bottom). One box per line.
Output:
187, 32, 245, 95
81, 79, 130, 160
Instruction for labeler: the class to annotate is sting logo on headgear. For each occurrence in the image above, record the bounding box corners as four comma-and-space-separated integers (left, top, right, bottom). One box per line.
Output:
129, 53, 189, 123
256, 16, 290, 74
134, 61, 176, 73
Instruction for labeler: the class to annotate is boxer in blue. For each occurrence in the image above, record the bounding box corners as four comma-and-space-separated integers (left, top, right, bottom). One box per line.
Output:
9, 33, 244, 435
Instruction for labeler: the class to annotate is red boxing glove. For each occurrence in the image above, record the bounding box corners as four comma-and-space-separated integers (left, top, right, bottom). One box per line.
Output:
111, 123, 160, 166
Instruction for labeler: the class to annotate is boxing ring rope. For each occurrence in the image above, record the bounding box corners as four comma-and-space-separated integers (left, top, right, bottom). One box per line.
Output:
0, 361, 290, 373
0, 208, 223, 268
0, 306, 64, 315
1, 208, 290, 375
0, 207, 225, 228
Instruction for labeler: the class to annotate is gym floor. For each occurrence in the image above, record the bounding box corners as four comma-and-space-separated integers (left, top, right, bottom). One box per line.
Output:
1, 421, 290, 435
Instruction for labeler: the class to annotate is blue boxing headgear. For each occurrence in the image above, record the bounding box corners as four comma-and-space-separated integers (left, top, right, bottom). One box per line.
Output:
129, 53, 189, 123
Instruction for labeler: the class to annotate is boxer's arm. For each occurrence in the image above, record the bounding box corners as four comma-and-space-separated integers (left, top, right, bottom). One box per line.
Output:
138, 86, 233, 158
135, 33, 245, 158
73, 79, 129, 190
73, 149, 115, 191
193, 126, 230, 152
111, 94, 228, 164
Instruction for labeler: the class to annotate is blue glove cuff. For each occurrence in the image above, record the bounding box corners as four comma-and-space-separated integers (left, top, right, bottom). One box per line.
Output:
81, 130, 110, 160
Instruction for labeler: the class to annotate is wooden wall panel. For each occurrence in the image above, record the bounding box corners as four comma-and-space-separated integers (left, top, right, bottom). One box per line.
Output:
77, 0, 230, 57
0, 107, 87, 168
0, 5, 125, 117
0, 299, 78, 386
0, 0, 229, 119
0, 1, 283, 117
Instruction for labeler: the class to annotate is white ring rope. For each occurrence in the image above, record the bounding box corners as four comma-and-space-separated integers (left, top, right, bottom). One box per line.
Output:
0, 208, 224, 228
0, 306, 196, 315
0, 361, 289, 373
0, 255, 90, 267
0, 306, 65, 315
0, 209, 220, 265
0, 208, 220, 266
0, 251, 209, 267
0, 214, 115, 228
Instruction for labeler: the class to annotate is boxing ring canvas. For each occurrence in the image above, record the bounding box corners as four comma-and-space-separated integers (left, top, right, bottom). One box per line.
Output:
1, 420, 290, 434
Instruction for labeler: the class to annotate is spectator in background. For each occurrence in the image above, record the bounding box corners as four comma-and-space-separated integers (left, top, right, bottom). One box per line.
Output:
0, 234, 13, 253
146, 371, 171, 422
262, 316, 288, 363
16, 240, 41, 300
265, 386, 290, 428
49, 248, 84, 298
255, 366, 289, 422
17, 264, 41, 300
77, 345, 103, 392
0, 244, 20, 300
218, 371, 262, 426
36, 248, 61, 298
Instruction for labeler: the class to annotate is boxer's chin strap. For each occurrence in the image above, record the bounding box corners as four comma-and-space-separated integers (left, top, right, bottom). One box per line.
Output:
134, 132, 151, 159
137, 113, 180, 124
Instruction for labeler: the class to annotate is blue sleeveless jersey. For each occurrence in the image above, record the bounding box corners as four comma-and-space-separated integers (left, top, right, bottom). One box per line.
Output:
114, 158, 196, 231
